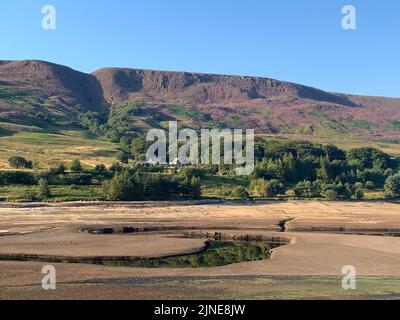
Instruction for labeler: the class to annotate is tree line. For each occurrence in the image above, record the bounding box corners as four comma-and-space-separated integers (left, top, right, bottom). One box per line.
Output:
1, 140, 400, 201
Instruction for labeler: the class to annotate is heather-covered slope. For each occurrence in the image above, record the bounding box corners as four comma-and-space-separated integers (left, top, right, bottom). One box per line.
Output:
93, 67, 400, 141
0, 60, 399, 142
0, 60, 108, 129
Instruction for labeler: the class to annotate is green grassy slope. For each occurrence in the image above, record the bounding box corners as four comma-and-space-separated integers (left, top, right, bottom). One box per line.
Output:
0, 130, 118, 169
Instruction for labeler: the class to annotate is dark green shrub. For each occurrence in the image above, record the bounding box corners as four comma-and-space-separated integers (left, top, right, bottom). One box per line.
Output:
179, 167, 206, 180
38, 179, 51, 199
365, 181, 375, 190
384, 174, 400, 199
325, 189, 338, 201
0, 171, 36, 185
265, 179, 286, 197
231, 186, 250, 200
294, 180, 320, 198
102, 170, 143, 201
51, 163, 66, 175
8, 156, 32, 169
355, 188, 364, 200
70, 160, 83, 172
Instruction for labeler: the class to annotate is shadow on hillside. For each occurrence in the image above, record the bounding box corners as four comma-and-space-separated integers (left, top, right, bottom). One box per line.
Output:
0, 127, 13, 137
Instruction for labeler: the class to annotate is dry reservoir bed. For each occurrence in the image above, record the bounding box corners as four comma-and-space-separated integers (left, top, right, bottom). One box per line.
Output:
0, 200, 400, 299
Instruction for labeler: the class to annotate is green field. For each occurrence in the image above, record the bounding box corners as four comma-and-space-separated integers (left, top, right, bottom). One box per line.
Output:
0, 184, 103, 202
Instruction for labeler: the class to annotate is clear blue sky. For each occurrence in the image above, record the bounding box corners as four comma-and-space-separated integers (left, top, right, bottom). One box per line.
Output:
1, 0, 399, 97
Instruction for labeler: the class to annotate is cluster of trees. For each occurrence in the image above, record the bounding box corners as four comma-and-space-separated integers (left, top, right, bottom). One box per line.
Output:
247, 141, 400, 200
79, 101, 144, 142
384, 174, 400, 199
117, 135, 149, 163
102, 170, 201, 201
249, 179, 286, 198
185, 141, 400, 200
1, 156, 202, 201
1, 159, 111, 201
8, 156, 33, 169
0, 170, 37, 185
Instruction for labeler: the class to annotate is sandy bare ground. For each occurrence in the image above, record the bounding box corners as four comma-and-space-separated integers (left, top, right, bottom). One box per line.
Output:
0, 201, 400, 299
0, 230, 206, 258
1, 200, 399, 231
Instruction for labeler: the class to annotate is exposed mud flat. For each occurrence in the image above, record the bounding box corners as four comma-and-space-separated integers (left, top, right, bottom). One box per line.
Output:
0, 226, 291, 270
0, 201, 400, 299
